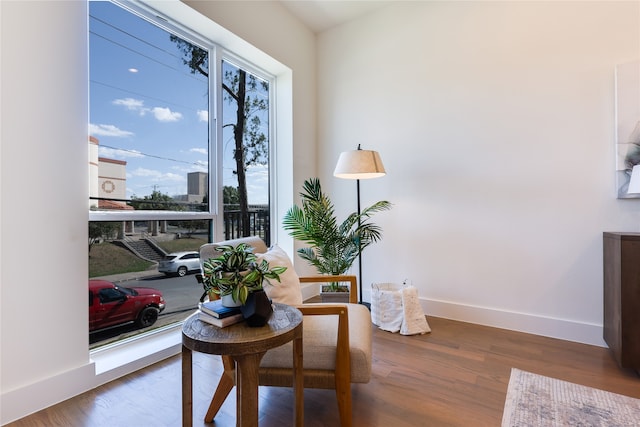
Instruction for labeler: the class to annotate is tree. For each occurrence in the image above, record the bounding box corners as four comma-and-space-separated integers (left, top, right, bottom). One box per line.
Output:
129, 190, 181, 211
89, 222, 121, 253
171, 36, 269, 237
223, 186, 239, 205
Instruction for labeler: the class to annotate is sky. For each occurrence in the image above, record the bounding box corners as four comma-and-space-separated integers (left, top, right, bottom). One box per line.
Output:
89, 1, 269, 205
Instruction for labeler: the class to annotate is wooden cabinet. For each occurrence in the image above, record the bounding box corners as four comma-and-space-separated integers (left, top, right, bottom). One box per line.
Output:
603, 232, 640, 373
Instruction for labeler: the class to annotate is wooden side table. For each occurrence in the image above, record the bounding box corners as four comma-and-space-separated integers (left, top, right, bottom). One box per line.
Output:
182, 303, 303, 427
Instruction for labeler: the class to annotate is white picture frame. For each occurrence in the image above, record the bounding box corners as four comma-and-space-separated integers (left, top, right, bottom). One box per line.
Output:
615, 60, 640, 199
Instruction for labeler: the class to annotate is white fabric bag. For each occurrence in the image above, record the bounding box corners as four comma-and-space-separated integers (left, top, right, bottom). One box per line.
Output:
371, 283, 404, 333
400, 286, 431, 335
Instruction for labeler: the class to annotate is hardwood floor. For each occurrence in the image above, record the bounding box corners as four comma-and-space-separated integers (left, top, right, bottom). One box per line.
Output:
7, 316, 640, 427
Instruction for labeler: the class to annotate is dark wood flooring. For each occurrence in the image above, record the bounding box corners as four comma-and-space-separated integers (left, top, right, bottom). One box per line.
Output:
7, 316, 640, 427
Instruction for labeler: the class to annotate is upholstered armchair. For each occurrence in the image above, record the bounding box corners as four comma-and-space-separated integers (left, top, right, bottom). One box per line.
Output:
198, 236, 372, 427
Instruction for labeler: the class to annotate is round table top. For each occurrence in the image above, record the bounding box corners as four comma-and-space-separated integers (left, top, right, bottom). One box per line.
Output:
182, 303, 303, 356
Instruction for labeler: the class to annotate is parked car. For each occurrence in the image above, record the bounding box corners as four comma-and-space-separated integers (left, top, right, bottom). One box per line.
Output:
89, 279, 165, 332
158, 251, 201, 277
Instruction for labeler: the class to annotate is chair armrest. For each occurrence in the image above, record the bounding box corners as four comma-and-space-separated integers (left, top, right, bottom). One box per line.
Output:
299, 275, 358, 304
295, 304, 350, 392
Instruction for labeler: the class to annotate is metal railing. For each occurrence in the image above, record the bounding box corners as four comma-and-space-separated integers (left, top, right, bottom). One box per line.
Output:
223, 205, 270, 246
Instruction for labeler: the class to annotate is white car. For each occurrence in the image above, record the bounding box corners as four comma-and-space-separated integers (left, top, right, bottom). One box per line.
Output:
158, 251, 201, 277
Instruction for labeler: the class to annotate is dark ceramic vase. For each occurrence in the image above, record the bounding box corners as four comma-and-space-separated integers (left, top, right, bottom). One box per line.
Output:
240, 290, 273, 327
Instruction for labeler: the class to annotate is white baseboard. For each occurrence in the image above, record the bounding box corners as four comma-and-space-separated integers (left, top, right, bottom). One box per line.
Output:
1, 362, 97, 425
1, 326, 182, 426
300, 282, 318, 301
421, 297, 607, 348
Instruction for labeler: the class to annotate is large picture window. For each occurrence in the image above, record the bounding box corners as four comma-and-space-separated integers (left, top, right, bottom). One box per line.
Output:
88, 1, 274, 348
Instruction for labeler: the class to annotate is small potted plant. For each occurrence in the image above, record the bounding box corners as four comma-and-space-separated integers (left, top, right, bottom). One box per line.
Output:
200, 243, 287, 326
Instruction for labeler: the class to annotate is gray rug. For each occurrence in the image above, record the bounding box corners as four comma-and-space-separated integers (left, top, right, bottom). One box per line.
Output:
502, 368, 640, 426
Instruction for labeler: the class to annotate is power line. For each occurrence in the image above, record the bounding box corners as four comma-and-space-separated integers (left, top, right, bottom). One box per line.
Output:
89, 13, 207, 83
90, 79, 207, 114
89, 30, 205, 85
100, 144, 207, 167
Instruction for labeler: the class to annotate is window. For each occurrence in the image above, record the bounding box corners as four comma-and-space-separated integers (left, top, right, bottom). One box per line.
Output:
88, 1, 275, 348
89, 1, 211, 215
99, 288, 126, 304
221, 59, 272, 245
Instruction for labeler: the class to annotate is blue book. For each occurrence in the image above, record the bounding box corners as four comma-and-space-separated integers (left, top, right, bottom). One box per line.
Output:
199, 299, 241, 318
197, 311, 244, 328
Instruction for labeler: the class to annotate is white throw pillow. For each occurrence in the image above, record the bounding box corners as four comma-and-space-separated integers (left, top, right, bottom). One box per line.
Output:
257, 244, 303, 305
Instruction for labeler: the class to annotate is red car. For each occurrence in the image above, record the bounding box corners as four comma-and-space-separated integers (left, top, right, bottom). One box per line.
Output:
89, 279, 165, 332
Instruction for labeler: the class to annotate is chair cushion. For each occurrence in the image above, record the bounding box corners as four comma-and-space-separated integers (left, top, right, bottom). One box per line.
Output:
256, 244, 303, 306
260, 303, 372, 383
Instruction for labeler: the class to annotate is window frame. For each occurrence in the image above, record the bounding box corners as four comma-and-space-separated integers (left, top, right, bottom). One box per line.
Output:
216, 51, 277, 243
88, 0, 220, 224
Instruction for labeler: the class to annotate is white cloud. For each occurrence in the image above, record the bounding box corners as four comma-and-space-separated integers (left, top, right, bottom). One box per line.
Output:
197, 110, 208, 122
246, 164, 269, 204
152, 107, 182, 122
130, 168, 186, 182
98, 146, 143, 159
113, 98, 144, 111
190, 148, 207, 155
130, 168, 162, 178
89, 123, 133, 137
164, 172, 185, 182
112, 98, 183, 123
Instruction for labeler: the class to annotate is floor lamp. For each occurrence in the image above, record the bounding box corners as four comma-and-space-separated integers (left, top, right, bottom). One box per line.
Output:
333, 144, 386, 308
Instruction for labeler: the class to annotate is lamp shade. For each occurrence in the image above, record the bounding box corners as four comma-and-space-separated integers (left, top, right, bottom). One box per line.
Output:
333, 149, 386, 180
629, 164, 640, 194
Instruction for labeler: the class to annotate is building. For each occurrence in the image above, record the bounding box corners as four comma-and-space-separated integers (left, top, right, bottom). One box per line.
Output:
173, 171, 208, 203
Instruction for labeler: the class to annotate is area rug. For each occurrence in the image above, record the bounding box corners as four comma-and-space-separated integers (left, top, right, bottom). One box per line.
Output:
502, 368, 640, 426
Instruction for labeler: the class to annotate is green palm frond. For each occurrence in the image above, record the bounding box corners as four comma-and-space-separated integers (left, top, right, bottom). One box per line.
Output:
283, 177, 392, 278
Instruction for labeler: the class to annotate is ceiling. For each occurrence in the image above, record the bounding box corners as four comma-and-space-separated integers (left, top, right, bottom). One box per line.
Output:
279, 1, 393, 33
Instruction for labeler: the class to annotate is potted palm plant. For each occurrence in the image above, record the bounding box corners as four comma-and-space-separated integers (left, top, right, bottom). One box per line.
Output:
283, 178, 391, 302
201, 243, 287, 325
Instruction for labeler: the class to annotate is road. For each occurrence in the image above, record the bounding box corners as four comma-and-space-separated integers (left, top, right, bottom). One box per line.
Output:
133, 272, 204, 314
90, 272, 204, 348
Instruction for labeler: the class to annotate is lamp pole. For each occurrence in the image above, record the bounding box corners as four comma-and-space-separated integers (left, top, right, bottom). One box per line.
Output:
356, 177, 367, 307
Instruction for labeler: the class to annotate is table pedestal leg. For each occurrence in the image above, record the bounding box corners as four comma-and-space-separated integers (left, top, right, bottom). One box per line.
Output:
233, 352, 266, 427
182, 345, 193, 427
293, 332, 304, 426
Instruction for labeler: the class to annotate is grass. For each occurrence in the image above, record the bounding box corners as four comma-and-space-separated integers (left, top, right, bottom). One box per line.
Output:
155, 236, 207, 254
89, 243, 154, 278
88, 237, 208, 278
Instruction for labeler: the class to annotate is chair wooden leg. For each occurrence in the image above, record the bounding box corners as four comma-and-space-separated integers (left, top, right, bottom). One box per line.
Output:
335, 380, 352, 427
204, 356, 235, 422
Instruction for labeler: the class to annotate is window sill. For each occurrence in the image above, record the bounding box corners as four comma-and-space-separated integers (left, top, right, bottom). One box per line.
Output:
90, 323, 182, 376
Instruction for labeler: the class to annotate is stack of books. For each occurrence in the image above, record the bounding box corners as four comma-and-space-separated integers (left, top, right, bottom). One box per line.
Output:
197, 299, 244, 328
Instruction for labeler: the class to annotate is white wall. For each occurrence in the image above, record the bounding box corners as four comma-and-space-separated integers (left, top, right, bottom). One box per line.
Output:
0, 1, 316, 424
317, 0, 640, 346
1, 0, 93, 414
